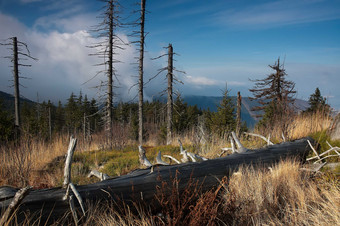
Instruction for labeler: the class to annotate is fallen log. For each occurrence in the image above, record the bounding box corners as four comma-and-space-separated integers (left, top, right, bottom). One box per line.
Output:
0, 137, 314, 224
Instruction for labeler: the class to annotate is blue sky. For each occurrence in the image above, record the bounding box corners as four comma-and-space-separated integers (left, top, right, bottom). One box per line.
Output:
0, 0, 340, 109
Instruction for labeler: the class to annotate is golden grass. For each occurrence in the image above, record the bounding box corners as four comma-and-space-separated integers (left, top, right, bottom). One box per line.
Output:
56, 161, 340, 225
223, 160, 340, 225
287, 110, 332, 140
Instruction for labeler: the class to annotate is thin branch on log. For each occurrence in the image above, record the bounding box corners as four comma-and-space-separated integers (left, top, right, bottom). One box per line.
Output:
87, 170, 110, 181
186, 152, 197, 162
155, 151, 169, 165
69, 195, 79, 226
314, 155, 339, 164
307, 140, 320, 160
244, 132, 274, 145
178, 139, 184, 154
230, 136, 236, 153
231, 131, 247, 153
319, 147, 340, 157
0, 186, 31, 225
324, 141, 340, 156
138, 146, 152, 167
63, 137, 77, 188
300, 162, 327, 173
218, 149, 228, 157
163, 155, 180, 164
282, 132, 286, 142
180, 150, 189, 163
69, 183, 85, 217
267, 134, 272, 145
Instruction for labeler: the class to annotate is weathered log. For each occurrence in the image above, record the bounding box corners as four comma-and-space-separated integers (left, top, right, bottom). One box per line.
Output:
0, 186, 31, 225
0, 137, 314, 224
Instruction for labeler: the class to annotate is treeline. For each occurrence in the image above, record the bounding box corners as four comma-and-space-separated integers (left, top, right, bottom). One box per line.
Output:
0, 88, 245, 144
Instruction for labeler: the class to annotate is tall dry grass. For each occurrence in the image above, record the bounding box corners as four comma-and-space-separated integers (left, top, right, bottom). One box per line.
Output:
0, 133, 104, 187
254, 109, 332, 142
287, 110, 332, 140
223, 160, 340, 225
48, 161, 338, 225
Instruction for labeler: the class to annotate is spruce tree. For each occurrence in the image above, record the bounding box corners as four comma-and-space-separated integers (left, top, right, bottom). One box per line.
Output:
210, 85, 236, 137
306, 87, 329, 113
249, 58, 296, 135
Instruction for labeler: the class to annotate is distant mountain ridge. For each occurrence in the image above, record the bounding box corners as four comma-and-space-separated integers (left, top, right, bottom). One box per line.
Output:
0, 90, 35, 113
181, 95, 309, 128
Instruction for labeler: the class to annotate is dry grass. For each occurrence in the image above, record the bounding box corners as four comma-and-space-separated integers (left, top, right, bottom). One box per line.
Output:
223, 160, 340, 225
0, 109, 334, 188
56, 161, 340, 225
0, 134, 102, 187
288, 110, 332, 140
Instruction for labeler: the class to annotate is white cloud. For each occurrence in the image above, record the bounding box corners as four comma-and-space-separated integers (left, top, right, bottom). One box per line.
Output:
186, 75, 219, 86
34, 9, 96, 33
0, 12, 145, 104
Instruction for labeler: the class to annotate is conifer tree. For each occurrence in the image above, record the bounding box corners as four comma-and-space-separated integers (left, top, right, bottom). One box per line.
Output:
249, 58, 296, 135
210, 84, 236, 137
306, 87, 329, 113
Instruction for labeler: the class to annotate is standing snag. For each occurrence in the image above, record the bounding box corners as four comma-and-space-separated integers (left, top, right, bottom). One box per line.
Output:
0, 37, 37, 139
249, 58, 296, 137
236, 91, 242, 138
138, 0, 146, 145
167, 44, 174, 145
87, 0, 123, 148
151, 44, 184, 144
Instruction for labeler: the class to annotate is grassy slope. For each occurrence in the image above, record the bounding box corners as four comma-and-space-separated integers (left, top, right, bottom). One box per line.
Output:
0, 111, 339, 225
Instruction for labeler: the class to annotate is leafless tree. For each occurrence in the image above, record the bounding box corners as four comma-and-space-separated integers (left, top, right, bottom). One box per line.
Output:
1, 37, 37, 139
236, 91, 242, 138
87, 0, 124, 147
137, 0, 146, 145
151, 44, 184, 144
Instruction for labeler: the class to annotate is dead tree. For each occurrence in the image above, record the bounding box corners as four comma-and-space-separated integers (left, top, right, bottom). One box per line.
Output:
0, 37, 37, 139
87, 0, 123, 147
236, 91, 242, 137
138, 0, 146, 145
151, 44, 184, 144
166, 44, 173, 144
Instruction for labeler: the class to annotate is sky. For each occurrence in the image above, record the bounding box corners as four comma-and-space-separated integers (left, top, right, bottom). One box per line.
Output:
0, 0, 340, 109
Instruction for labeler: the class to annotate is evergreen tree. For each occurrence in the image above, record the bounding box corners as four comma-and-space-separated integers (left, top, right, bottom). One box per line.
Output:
173, 96, 200, 134
55, 101, 64, 133
173, 96, 188, 133
89, 98, 101, 133
0, 99, 14, 142
210, 85, 236, 137
249, 58, 296, 134
65, 93, 79, 134
21, 102, 39, 137
306, 87, 329, 113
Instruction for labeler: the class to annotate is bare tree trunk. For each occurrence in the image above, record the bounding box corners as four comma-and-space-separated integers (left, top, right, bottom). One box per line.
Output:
83, 113, 86, 142
49, 106, 52, 140
13, 37, 20, 137
138, 0, 146, 145
236, 91, 242, 137
166, 44, 173, 145
107, 1, 114, 146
